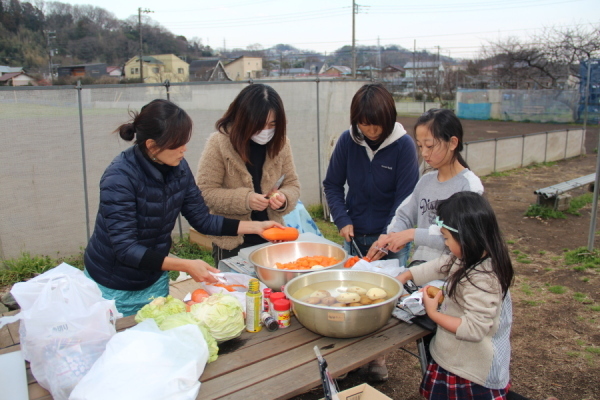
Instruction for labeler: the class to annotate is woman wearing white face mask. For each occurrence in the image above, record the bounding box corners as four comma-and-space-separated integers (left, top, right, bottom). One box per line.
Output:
196, 84, 301, 265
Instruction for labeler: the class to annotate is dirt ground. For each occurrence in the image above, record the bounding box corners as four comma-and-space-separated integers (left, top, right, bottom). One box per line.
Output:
293, 119, 600, 400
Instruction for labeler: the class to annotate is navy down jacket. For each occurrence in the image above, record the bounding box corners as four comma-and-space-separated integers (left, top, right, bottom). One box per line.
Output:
85, 145, 224, 291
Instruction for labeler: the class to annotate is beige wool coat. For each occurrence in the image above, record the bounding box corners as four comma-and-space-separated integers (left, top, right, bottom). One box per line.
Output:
196, 132, 301, 250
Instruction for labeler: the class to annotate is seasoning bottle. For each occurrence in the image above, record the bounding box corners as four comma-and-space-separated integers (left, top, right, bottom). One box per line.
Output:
272, 298, 291, 328
245, 278, 262, 333
270, 292, 286, 319
261, 312, 279, 332
263, 288, 273, 312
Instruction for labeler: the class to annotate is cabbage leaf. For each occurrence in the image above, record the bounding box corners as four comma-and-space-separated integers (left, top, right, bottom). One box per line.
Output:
190, 293, 245, 342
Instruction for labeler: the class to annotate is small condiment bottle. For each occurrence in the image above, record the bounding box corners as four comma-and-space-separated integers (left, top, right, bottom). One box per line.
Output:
245, 278, 262, 333
272, 299, 291, 328
269, 292, 286, 319
263, 288, 273, 312
261, 312, 279, 332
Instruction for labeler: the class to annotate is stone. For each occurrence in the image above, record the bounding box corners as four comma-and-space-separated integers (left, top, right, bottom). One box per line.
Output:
0, 302, 8, 313
1, 292, 19, 310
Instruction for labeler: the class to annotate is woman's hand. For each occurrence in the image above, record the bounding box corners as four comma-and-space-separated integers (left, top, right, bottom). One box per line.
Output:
339, 224, 354, 242
366, 234, 390, 261
238, 220, 285, 236
384, 229, 415, 253
268, 192, 287, 210
185, 260, 220, 283
248, 192, 270, 211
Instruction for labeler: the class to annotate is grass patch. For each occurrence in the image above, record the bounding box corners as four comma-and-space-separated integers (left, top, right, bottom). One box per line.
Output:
525, 204, 565, 219
585, 347, 600, 355
589, 305, 600, 312
512, 249, 521, 255
548, 285, 567, 294
506, 240, 515, 245
0, 252, 84, 286
306, 204, 344, 246
566, 351, 580, 357
573, 292, 593, 303
539, 250, 546, 255
522, 300, 541, 306
488, 171, 511, 177
526, 161, 557, 169
581, 277, 590, 282
566, 193, 593, 216
169, 235, 214, 281
564, 247, 600, 266
520, 283, 534, 296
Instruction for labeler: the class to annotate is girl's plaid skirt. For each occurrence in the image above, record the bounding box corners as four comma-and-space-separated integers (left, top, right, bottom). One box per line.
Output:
420, 361, 511, 400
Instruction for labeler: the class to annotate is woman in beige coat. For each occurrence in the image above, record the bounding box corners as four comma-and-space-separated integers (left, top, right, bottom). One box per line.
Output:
196, 84, 301, 265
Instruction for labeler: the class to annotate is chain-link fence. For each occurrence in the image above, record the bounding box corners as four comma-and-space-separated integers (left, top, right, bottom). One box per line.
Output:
456, 89, 580, 123
0, 80, 588, 260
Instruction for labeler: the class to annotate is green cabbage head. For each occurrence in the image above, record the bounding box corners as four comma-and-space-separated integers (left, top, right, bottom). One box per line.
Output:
134, 295, 186, 326
190, 293, 245, 342
159, 312, 219, 363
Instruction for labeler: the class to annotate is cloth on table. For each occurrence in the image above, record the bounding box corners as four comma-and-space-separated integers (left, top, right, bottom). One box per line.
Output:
283, 200, 322, 236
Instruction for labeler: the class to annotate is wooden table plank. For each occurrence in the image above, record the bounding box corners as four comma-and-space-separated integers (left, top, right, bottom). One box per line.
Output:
202, 325, 321, 381
214, 322, 428, 400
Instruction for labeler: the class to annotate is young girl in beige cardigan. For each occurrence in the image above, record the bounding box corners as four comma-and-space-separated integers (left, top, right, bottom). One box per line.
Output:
397, 191, 514, 400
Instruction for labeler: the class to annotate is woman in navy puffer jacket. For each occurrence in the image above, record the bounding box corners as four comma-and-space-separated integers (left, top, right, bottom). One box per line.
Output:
84, 99, 282, 316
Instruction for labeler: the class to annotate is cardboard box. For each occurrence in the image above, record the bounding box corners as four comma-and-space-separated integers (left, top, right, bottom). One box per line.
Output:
320, 383, 392, 400
189, 227, 212, 250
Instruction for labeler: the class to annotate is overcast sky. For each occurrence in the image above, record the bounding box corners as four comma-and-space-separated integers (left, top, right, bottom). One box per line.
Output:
53, 0, 598, 59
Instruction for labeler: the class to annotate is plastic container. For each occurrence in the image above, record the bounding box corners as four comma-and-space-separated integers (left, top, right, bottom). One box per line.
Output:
272, 299, 291, 328
263, 288, 273, 312
269, 292, 286, 319
261, 312, 279, 332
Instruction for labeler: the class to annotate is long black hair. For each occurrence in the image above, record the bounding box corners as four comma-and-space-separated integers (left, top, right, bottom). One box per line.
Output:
414, 108, 468, 169
437, 191, 513, 300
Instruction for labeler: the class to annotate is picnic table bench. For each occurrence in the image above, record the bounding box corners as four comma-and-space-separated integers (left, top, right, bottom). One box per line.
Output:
534, 173, 595, 210
1, 309, 428, 400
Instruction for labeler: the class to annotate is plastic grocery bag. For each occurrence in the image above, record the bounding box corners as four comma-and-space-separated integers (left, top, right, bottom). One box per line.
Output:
69, 318, 209, 400
0, 263, 121, 400
350, 258, 404, 277
194, 272, 267, 312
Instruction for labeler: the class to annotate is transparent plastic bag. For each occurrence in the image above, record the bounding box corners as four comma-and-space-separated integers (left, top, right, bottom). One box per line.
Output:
0, 263, 121, 400
69, 319, 209, 400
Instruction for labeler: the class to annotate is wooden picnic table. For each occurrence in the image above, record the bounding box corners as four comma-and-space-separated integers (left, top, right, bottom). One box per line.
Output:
1, 310, 428, 400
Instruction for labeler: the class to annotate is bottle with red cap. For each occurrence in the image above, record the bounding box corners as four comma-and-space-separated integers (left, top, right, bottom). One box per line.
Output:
272, 298, 291, 328
263, 288, 273, 312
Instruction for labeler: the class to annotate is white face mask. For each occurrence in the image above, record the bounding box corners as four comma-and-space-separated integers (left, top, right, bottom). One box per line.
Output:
251, 128, 275, 145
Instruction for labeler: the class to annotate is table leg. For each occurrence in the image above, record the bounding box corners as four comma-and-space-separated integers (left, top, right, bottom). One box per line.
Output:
417, 338, 428, 375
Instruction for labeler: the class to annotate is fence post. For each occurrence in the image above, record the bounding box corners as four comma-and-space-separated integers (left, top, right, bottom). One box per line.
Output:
521, 135, 525, 167
493, 138, 498, 173
316, 77, 323, 206
163, 79, 182, 238
564, 129, 569, 160
544, 132, 548, 162
76, 80, 91, 242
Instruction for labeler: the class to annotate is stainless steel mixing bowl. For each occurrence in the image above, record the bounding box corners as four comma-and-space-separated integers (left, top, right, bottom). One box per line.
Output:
248, 242, 347, 290
284, 269, 403, 338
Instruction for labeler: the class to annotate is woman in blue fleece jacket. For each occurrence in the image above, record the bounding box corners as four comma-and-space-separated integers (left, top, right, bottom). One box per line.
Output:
323, 83, 419, 382
84, 99, 282, 316
323, 83, 419, 265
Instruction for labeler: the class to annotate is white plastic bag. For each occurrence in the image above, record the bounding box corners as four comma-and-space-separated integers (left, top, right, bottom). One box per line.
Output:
69, 319, 209, 400
0, 263, 121, 400
350, 258, 404, 277
191, 273, 266, 312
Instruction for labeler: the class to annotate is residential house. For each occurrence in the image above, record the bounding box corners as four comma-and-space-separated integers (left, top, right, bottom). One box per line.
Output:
189, 59, 231, 81
0, 71, 37, 86
357, 66, 381, 79
224, 56, 263, 80
107, 66, 123, 78
124, 54, 189, 83
304, 61, 328, 75
403, 61, 445, 88
382, 65, 405, 80
57, 63, 107, 78
0, 66, 24, 76
321, 66, 352, 77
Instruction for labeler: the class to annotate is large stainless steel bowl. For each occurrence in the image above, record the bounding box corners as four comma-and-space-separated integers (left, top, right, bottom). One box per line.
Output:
248, 242, 347, 290
284, 269, 403, 338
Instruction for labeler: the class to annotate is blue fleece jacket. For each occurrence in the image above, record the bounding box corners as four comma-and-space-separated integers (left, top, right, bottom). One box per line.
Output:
323, 123, 419, 235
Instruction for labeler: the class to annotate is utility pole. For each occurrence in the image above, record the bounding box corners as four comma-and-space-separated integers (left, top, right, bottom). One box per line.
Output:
138, 7, 153, 82
437, 45, 441, 100
352, 0, 356, 78
413, 40, 416, 101
47, 31, 56, 84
